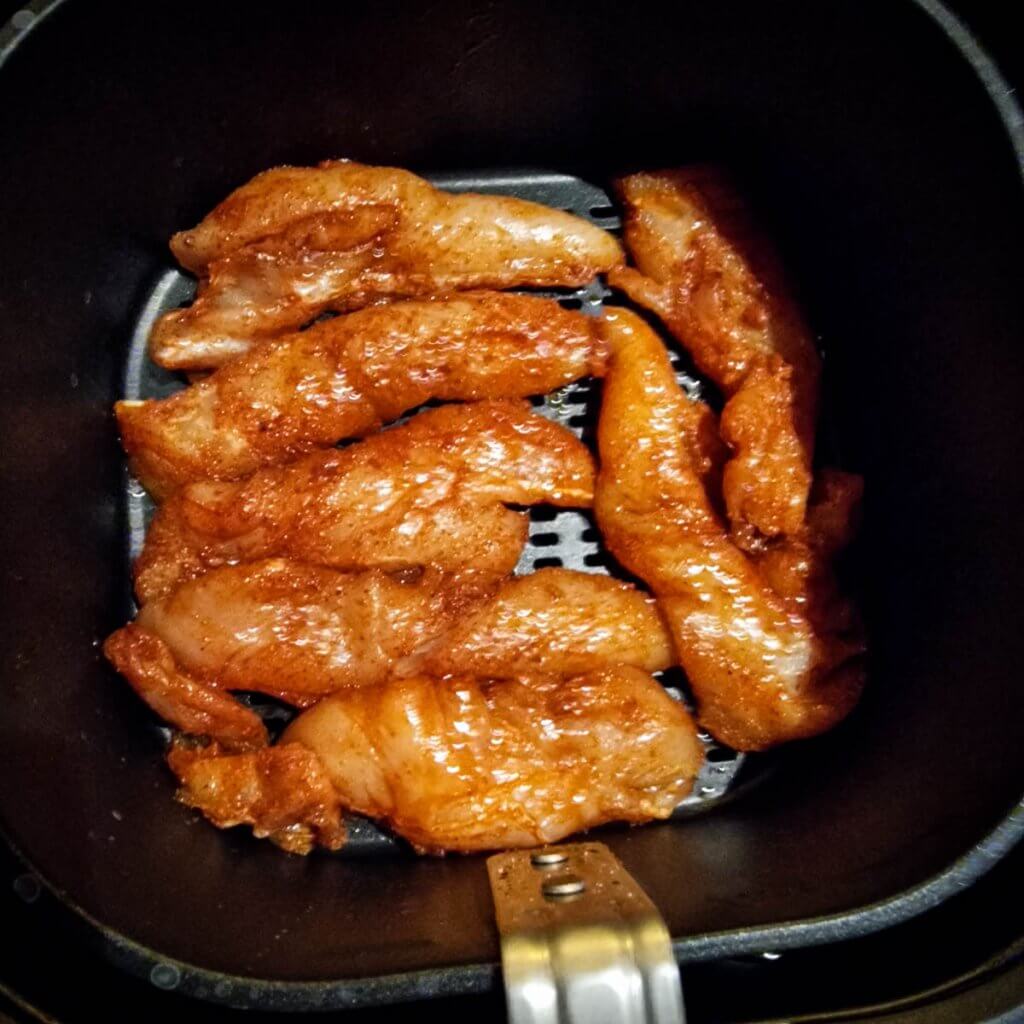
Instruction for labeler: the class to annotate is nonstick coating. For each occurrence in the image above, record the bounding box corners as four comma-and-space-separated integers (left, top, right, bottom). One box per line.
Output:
0, 0, 1022, 1011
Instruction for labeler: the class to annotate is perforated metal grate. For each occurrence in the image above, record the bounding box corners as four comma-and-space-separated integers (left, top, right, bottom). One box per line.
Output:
123, 169, 772, 853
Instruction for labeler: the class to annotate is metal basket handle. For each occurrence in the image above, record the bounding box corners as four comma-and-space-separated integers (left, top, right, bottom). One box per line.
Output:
488, 842, 686, 1024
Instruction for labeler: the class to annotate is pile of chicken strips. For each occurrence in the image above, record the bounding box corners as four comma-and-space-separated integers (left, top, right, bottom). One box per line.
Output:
106, 161, 865, 855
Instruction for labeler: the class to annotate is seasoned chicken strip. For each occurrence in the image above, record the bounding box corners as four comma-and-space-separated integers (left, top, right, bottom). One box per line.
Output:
167, 739, 346, 854
610, 168, 820, 548
103, 625, 268, 751
131, 562, 480, 705
120, 293, 606, 497
152, 160, 623, 370
134, 400, 594, 603
280, 668, 701, 853
416, 569, 673, 678
124, 561, 672, 706
594, 309, 862, 750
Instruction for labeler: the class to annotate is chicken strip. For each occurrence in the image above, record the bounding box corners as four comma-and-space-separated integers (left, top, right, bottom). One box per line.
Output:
278, 668, 701, 853
123, 561, 672, 706
609, 168, 820, 549
103, 625, 268, 751
120, 293, 607, 497
167, 739, 346, 854
415, 569, 673, 678
594, 309, 862, 751
133, 400, 594, 603
130, 561, 480, 705
152, 160, 624, 370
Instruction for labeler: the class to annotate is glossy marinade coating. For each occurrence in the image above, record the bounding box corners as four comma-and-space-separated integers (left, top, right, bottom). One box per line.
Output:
120, 293, 606, 497
134, 561, 471, 705
610, 168, 820, 550
133, 400, 594, 603
152, 160, 623, 370
280, 668, 701, 853
594, 308, 862, 750
416, 569, 673, 678
113, 561, 672, 710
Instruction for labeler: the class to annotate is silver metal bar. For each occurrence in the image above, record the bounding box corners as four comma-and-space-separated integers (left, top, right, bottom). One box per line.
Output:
488, 843, 685, 1024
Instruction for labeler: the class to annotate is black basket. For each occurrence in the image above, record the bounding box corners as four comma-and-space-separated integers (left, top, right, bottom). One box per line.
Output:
0, 0, 1022, 1012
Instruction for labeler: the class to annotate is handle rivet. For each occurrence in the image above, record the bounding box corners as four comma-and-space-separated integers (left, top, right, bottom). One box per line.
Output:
542, 872, 586, 899
531, 849, 569, 867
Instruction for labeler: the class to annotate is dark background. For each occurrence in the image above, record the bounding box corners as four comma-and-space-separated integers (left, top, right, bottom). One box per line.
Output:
1, 1, 1022, 1021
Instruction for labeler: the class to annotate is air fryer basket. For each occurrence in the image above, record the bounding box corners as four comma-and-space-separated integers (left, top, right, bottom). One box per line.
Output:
1, 0, 1022, 1012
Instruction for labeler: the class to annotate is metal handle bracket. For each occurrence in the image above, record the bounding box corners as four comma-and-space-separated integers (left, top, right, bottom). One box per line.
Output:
487, 842, 685, 1024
